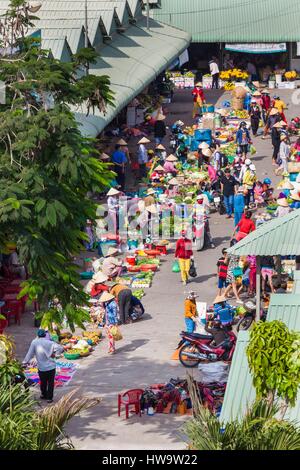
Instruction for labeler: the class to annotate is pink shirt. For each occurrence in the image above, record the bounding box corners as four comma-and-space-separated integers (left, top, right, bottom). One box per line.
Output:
163, 161, 177, 173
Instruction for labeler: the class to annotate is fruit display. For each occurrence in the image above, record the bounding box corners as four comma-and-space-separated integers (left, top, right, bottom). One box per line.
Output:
285, 71, 297, 81
220, 69, 249, 81
224, 82, 235, 91
132, 289, 145, 299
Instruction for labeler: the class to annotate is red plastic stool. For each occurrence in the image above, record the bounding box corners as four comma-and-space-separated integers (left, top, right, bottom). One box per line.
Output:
118, 389, 144, 419
155, 245, 167, 255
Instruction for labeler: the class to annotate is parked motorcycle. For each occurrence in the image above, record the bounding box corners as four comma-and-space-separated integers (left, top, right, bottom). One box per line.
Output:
236, 299, 267, 332
211, 190, 226, 215
178, 329, 237, 368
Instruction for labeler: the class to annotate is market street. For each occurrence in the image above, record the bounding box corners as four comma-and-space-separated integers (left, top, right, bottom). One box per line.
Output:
9, 88, 297, 450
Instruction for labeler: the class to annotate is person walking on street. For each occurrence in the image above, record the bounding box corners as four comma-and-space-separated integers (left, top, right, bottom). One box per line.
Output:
112, 144, 127, 190
221, 168, 238, 219
236, 121, 251, 162
23, 329, 64, 403
184, 291, 198, 333
209, 59, 220, 89
249, 100, 261, 137
271, 122, 282, 165
175, 230, 194, 286
233, 186, 245, 226
100, 292, 119, 354
261, 90, 271, 124
192, 82, 206, 118
263, 108, 281, 139
217, 248, 229, 296
154, 114, 167, 145
243, 164, 257, 207
137, 137, 151, 179
110, 283, 133, 325
276, 134, 290, 175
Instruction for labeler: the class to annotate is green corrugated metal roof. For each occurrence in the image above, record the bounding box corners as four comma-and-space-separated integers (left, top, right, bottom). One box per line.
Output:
220, 294, 300, 425
152, 0, 300, 42
292, 271, 300, 294
228, 209, 300, 256
75, 16, 191, 136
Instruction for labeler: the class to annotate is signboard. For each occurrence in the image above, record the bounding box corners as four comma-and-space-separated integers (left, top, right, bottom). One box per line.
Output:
225, 43, 287, 54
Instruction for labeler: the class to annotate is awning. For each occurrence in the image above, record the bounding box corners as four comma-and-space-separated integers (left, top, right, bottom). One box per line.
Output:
225, 43, 287, 54
152, 0, 300, 43
75, 16, 191, 137
227, 210, 300, 257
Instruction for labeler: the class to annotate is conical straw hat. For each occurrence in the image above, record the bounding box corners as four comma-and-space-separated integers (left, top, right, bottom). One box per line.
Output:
198, 142, 210, 150
213, 295, 227, 304
156, 114, 166, 121
277, 198, 289, 207
156, 144, 166, 150
281, 181, 294, 190
117, 138, 127, 145
273, 122, 282, 128
106, 247, 119, 257
107, 188, 120, 197
168, 178, 179, 185
99, 292, 115, 303
100, 153, 110, 160
155, 165, 165, 172
146, 205, 158, 214
270, 108, 279, 116
138, 137, 151, 144
146, 188, 155, 195
166, 154, 178, 162
252, 91, 261, 97
202, 148, 212, 157
291, 193, 300, 201
93, 271, 108, 283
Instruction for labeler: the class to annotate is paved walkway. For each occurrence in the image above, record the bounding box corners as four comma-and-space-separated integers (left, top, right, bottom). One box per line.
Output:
9, 88, 297, 449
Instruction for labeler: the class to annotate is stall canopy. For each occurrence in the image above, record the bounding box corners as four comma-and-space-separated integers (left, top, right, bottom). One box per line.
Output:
220, 294, 300, 426
227, 210, 300, 257
0, 1, 191, 137
152, 0, 300, 43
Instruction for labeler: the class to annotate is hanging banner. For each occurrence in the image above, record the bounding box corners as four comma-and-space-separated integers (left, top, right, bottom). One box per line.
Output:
297, 42, 300, 56
225, 43, 286, 54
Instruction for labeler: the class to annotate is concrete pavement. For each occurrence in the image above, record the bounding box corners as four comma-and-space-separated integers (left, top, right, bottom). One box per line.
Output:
9, 88, 299, 449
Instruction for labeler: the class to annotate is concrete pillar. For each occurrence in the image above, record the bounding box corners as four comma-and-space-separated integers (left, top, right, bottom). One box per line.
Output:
256, 256, 261, 322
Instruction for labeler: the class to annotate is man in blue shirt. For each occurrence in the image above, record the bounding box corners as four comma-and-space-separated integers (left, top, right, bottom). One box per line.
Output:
112, 144, 127, 190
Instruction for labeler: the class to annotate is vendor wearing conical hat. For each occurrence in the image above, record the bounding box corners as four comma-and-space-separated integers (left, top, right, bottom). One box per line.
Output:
275, 198, 291, 218
90, 271, 109, 298
100, 291, 118, 354
112, 142, 128, 191
263, 108, 281, 139
102, 247, 123, 280
155, 143, 167, 163
137, 137, 151, 180
150, 164, 165, 183
154, 113, 167, 146
144, 187, 156, 207
163, 154, 178, 175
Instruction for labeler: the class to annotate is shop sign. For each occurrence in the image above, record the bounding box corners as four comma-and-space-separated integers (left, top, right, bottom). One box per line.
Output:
225, 43, 287, 54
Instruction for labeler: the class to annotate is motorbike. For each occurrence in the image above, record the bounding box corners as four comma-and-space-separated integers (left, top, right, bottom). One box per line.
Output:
178, 329, 237, 368
236, 299, 267, 332
211, 190, 226, 215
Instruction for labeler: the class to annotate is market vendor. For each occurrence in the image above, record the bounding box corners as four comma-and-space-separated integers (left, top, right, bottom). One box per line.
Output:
155, 144, 167, 163
192, 82, 206, 118
137, 137, 151, 179
279, 180, 294, 198
165, 178, 179, 198
163, 154, 178, 175
150, 164, 165, 183
252, 91, 263, 108
184, 291, 198, 334
144, 188, 156, 207
102, 247, 123, 280
263, 108, 281, 139
99, 292, 119, 354
275, 198, 291, 218
249, 100, 261, 137
112, 143, 128, 191
110, 283, 133, 325
154, 114, 167, 145
90, 271, 109, 298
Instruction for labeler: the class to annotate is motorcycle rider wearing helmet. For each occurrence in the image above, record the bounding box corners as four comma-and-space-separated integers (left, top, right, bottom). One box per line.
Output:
205, 320, 230, 347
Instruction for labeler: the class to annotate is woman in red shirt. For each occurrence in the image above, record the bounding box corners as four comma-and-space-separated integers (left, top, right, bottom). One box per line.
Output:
232, 211, 255, 242
192, 83, 206, 118
175, 230, 194, 285
90, 271, 109, 297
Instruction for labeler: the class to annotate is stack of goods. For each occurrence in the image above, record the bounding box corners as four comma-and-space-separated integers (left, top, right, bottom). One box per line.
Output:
25, 361, 78, 388
231, 86, 247, 112
139, 378, 227, 416
60, 330, 102, 360
131, 271, 154, 289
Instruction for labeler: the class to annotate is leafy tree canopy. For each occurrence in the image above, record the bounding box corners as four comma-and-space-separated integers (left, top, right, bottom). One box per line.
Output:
0, 0, 115, 330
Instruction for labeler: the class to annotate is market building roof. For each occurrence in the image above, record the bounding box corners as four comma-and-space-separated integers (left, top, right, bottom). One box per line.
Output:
220, 295, 300, 426
0, 1, 191, 137
151, 0, 300, 43
292, 271, 300, 294
227, 209, 300, 257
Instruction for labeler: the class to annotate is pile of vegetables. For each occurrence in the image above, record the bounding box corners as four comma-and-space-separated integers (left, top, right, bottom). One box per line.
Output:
132, 289, 145, 300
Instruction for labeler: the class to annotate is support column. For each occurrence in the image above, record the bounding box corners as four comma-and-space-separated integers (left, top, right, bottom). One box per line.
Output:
256, 256, 261, 322
275, 255, 282, 285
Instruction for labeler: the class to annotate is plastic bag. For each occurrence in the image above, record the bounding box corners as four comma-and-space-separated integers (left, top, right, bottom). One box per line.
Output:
109, 325, 123, 341
189, 259, 197, 278
198, 362, 230, 384
172, 260, 180, 273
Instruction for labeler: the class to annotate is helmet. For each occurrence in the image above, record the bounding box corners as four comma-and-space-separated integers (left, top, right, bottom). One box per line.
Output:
264, 178, 272, 185
245, 159, 252, 166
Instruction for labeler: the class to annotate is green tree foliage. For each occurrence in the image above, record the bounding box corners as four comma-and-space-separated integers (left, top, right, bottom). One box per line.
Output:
0, 1, 115, 329
185, 376, 300, 450
247, 321, 300, 407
